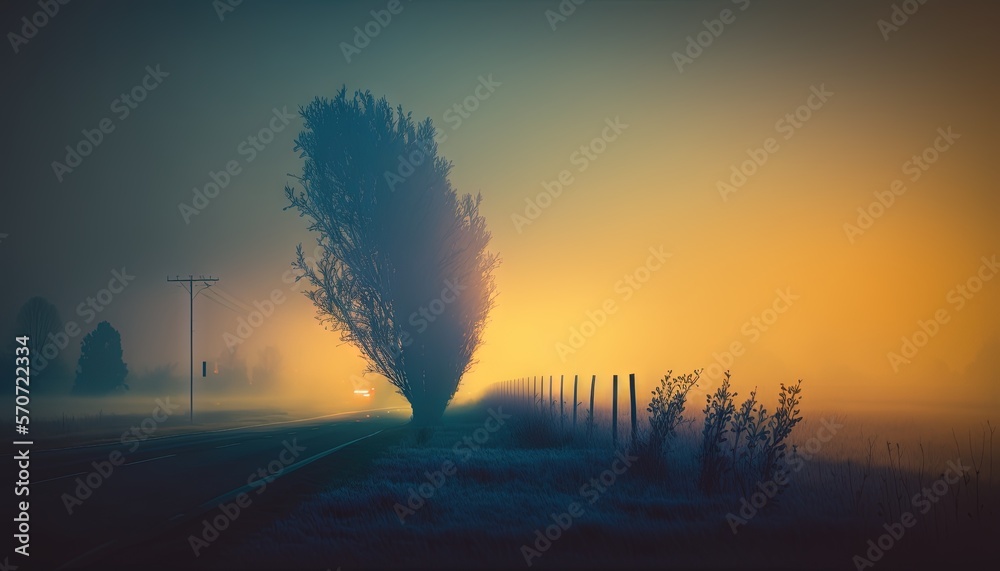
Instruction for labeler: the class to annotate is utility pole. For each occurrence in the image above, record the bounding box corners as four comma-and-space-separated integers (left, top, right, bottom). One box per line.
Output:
167, 275, 219, 424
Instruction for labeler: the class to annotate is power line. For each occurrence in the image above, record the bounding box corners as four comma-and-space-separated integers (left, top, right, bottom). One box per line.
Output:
210, 287, 253, 312
201, 288, 247, 315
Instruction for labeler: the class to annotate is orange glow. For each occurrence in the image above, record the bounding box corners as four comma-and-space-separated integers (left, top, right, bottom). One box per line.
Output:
170, 2, 998, 420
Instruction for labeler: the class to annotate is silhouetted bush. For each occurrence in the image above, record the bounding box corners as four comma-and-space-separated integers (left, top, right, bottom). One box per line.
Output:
761, 380, 803, 480
698, 372, 737, 493
729, 386, 767, 492
646, 369, 699, 459
698, 373, 804, 494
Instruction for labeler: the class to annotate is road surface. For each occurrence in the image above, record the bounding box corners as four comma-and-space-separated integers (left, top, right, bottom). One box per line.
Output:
21, 408, 409, 569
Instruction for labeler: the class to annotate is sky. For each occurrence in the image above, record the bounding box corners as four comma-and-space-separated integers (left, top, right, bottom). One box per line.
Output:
1, 0, 998, 417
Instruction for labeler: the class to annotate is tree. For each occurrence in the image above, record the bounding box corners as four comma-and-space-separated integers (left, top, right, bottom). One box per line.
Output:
205, 347, 250, 393
73, 321, 129, 395
250, 346, 282, 392
11, 296, 71, 393
284, 88, 499, 431
14, 296, 62, 351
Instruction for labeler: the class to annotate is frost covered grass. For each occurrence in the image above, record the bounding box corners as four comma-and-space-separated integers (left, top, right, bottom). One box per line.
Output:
215, 402, 996, 570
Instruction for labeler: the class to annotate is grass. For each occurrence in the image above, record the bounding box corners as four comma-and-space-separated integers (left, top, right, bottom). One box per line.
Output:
201, 388, 996, 570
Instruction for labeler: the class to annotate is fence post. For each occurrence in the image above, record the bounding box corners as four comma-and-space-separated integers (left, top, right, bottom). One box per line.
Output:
572, 375, 579, 431
549, 376, 554, 415
612, 374, 619, 446
533, 376, 537, 410
629, 373, 638, 445
541, 374, 545, 411
588, 374, 596, 437
559, 375, 565, 431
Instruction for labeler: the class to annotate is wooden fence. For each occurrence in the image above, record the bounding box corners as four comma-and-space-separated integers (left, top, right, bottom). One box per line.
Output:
486, 374, 641, 446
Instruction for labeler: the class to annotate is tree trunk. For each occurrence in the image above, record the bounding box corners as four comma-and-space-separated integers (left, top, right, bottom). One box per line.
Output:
409, 396, 448, 443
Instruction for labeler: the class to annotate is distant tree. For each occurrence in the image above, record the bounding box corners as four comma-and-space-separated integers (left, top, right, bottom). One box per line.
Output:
14, 296, 61, 350
72, 321, 129, 395
205, 347, 250, 393
250, 346, 282, 392
12, 296, 71, 393
284, 88, 499, 432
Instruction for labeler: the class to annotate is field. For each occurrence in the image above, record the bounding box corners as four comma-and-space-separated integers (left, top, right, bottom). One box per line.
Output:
197, 397, 998, 570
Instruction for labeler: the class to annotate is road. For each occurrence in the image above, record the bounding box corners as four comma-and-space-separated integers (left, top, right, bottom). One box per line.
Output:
21, 408, 409, 569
